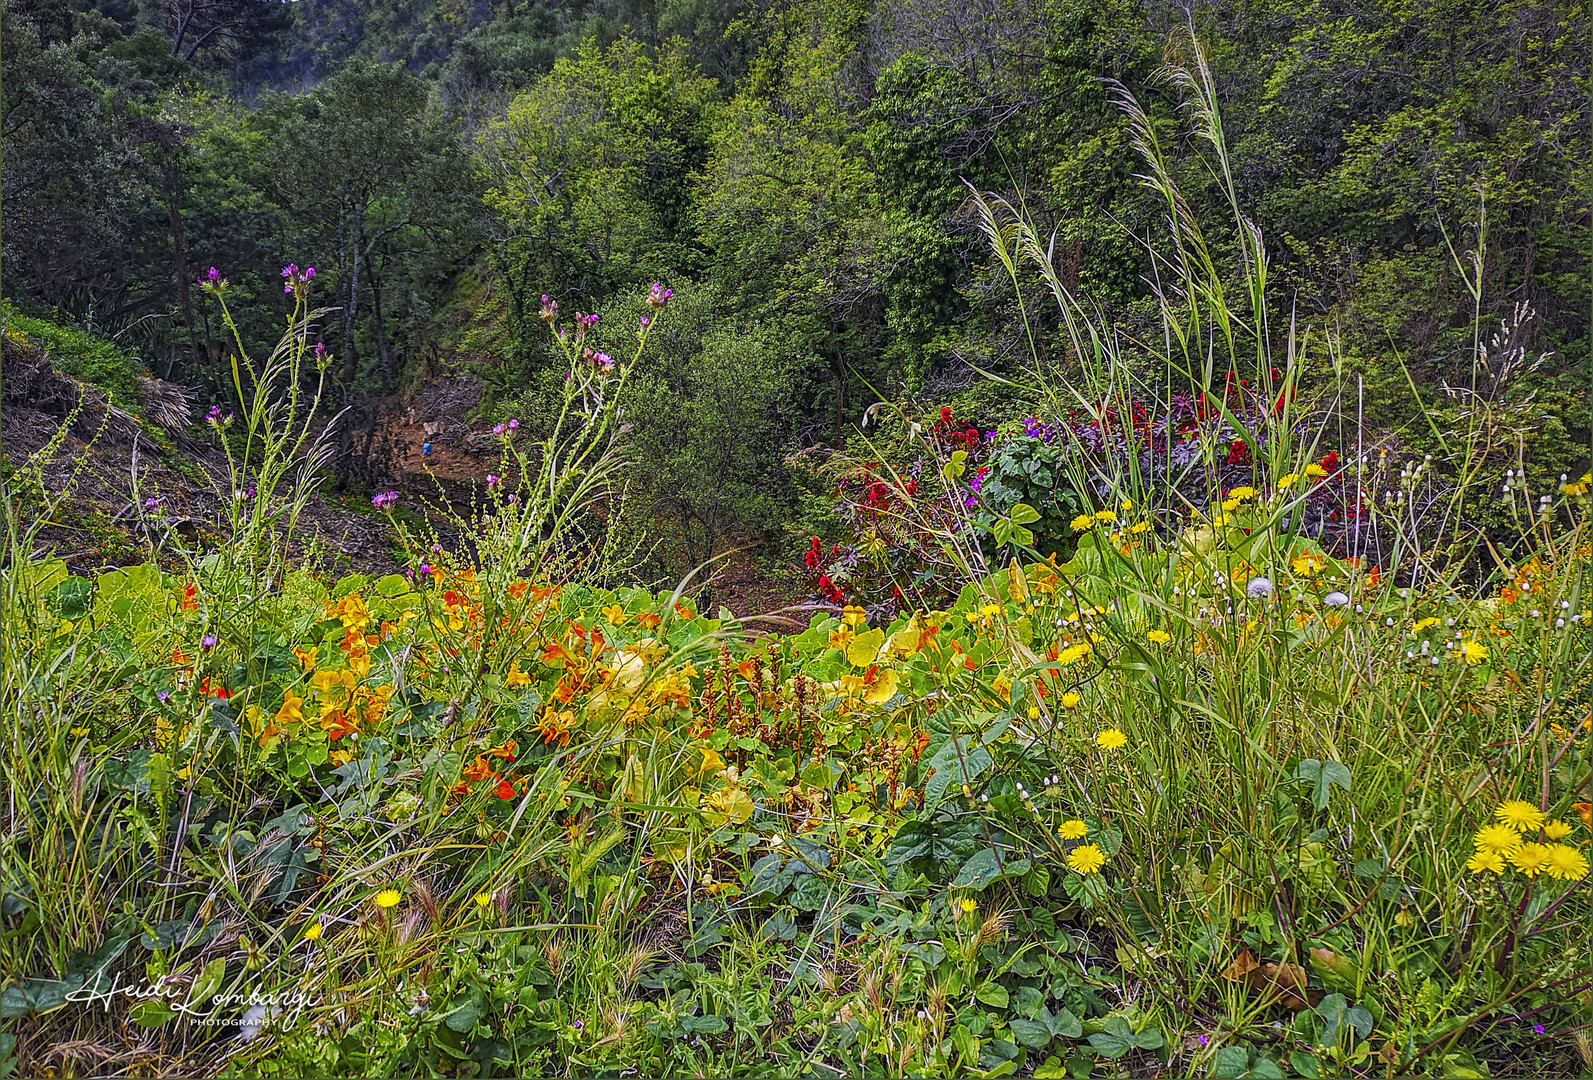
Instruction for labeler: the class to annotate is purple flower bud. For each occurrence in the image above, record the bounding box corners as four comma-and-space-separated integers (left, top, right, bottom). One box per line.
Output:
486, 474, 499, 488
639, 315, 651, 329
431, 543, 443, 554
201, 635, 217, 649
593, 351, 613, 373
157, 690, 170, 703
206, 405, 222, 420
647, 283, 673, 309
314, 342, 326, 357
507, 419, 519, 431
304, 267, 315, 279
145, 497, 159, 509
571, 1020, 583, 1030
1534, 1024, 1545, 1035
417, 563, 431, 577
492, 422, 507, 436
1198, 1035, 1209, 1047
371, 491, 399, 510
282, 264, 298, 278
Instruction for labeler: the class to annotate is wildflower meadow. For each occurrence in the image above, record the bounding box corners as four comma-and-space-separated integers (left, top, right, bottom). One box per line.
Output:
3, 26, 1590, 1080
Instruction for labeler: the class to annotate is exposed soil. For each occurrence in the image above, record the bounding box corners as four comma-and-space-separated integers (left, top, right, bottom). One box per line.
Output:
3, 346, 808, 617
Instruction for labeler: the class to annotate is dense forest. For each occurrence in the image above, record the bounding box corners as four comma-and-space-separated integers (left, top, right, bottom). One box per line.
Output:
4, 0, 1589, 588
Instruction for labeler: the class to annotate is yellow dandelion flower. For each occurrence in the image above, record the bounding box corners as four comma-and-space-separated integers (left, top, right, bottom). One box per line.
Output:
1509, 843, 1549, 877
1210, 513, 1230, 527
1543, 819, 1573, 841
1146, 629, 1171, 644
1465, 849, 1506, 875
1276, 473, 1298, 490
1096, 728, 1127, 751
1059, 691, 1081, 708
960, 897, 977, 913
1119, 498, 1133, 509
1459, 640, 1488, 664
1027, 705, 1041, 720
1057, 642, 1091, 665
1070, 514, 1096, 532
1304, 463, 1328, 479
1412, 617, 1440, 632
1066, 844, 1106, 874
1221, 497, 1240, 512
302, 922, 324, 941
1543, 844, 1590, 881
474, 891, 493, 908
1057, 819, 1088, 840
1093, 510, 1117, 524
374, 888, 402, 909
1473, 824, 1522, 855
1496, 800, 1546, 830
1228, 486, 1256, 501
1129, 520, 1151, 534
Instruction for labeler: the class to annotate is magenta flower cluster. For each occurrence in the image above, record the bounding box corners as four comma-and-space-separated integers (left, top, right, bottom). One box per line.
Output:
371, 490, 399, 510
281, 263, 316, 294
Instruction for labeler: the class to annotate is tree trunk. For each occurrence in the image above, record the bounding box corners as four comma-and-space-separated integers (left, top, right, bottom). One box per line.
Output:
365, 252, 393, 389
163, 161, 204, 370
341, 205, 363, 387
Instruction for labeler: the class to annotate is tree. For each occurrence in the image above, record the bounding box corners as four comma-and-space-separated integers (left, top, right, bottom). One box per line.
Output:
262, 61, 480, 392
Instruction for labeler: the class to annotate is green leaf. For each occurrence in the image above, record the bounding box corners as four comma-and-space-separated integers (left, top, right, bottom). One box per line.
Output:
1288, 1051, 1322, 1078
1009, 502, 1041, 525
922, 739, 992, 811
443, 994, 481, 1032
188, 958, 227, 1007
1213, 1046, 1250, 1078
130, 999, 177, 1028
1294, 759, 1352, 810
975, 982, 1009, 1008
1033, 1056, 1069, 1079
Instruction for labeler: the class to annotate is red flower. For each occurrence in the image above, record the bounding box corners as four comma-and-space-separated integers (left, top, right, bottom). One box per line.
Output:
940, 406, 953, 423
1226, 439, 1249, 464
495, 779, 517, 799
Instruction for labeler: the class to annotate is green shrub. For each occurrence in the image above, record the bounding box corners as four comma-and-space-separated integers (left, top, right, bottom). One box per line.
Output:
1, 299, 144, 405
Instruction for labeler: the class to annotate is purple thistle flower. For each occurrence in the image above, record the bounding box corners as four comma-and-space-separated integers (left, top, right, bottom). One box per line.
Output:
507, 419, 519, 431
206, 405, 223, 423
282, 264, 297, 278
1533, 1024, 1545, 1035
198, 266, 228, 292
417, 563, 431, 577
647, 283, 672, 309
144, 497, 159, 509
486, 474, 499, 488
371, 491, 398, 511
201, 635, 217, 649
314, 342, 326, 357
492, 422, 507, 436
593, 351, 613, 373
639, 315, 651, 329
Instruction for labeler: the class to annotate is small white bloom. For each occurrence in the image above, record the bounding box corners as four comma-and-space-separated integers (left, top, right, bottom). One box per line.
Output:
1323, 591, 1350, 607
